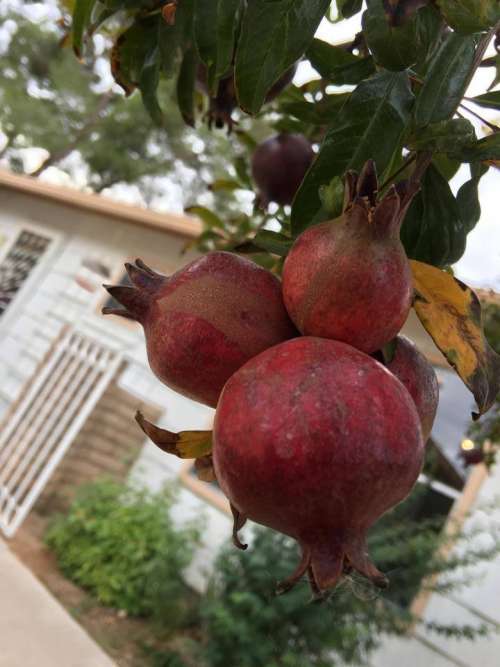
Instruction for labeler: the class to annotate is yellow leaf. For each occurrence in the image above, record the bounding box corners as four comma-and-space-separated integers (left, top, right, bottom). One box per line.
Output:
135, 411, 212, 458
410, 260, 500, 418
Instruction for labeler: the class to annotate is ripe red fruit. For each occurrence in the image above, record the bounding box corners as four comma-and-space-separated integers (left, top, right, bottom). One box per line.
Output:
382, 336, 439, 442
282, 160, 414, 353
213, 337, 424, 595
103, 252, 297, 407
251, 133, 314, 206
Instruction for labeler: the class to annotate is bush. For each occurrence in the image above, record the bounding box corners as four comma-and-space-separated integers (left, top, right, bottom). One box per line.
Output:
45, 479, 198, 626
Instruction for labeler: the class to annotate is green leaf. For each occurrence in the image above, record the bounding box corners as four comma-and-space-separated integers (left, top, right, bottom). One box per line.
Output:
194, 0, 240, 93
72, 0, 97, 57
414, 32, 477, 126
234, 0, 331, 114
470, 91, 500, 110
363, 0, 419, 71
400, 164, 467, 267
185, 205, 225, 229
413, 5, 445, 73
451, 133, 500, 162
307, 39, 376, 85
140, 43, 163, 125
456, 163, 489, 233
111, 16, 162, 98
432, 153, 461, 180
249, 230, 293, 257
382, 0, 430, 26
436, 0, 500, 33
159, 0, 195, 78
210, 179, 245, 192
234, 155, 252, 188
291, 71, 414, 235
280, 87, 350, 124
177, 47, 198, 126
337, 0, 363, 19
318, 176, 344, 218
407, 118, 476, 152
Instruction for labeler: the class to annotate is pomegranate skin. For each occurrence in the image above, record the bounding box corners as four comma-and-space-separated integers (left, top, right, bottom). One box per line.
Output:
103, 252, 297, 407
251, 133, 314, 206
282, 162, 413, 353
213, 337, 424, 594
384, 336, 439, 442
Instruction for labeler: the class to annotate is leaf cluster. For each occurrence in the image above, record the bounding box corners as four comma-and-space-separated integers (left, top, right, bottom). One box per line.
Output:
45, 478, 199, 625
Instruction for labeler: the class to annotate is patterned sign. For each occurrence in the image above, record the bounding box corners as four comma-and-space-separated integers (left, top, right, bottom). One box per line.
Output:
0, 230, 51, 316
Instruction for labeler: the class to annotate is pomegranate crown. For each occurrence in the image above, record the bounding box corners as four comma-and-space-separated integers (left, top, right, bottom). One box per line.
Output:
342, 159, 418, 236
102, 259, 165, 322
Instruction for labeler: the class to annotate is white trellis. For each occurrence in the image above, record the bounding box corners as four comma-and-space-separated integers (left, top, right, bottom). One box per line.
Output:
0, 327, 122, 537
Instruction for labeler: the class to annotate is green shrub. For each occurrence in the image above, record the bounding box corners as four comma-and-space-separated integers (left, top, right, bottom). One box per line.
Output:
198, 493, 500, 667
45, 479, 199, 626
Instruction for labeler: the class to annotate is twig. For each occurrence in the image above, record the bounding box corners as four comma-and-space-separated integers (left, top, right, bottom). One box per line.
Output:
379, 153, 417, 191
459, 103, 499, 133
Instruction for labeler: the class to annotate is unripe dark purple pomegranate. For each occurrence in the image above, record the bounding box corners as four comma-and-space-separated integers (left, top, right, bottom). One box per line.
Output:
282, 161, 414, 353
196, 64, 297, 130
103, 252, 297, 407
383, 336, 439, 442
251, 133, 314, 206
213, 337, 424, 595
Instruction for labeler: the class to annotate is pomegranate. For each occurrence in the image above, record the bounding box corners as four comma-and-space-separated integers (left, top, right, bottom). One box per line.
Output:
197, 64, 297, 130
282, 160, 414, 353
251, 133, 314, 206
103, 252, 297, 407
213, 337, 424, 595
382, 336, 439, 442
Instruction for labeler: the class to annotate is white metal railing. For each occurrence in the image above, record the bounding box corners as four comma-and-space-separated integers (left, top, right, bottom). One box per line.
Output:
0, 327, 122, 537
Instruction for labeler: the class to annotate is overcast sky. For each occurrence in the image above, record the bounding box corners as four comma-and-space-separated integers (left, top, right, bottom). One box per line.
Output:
1, 1, 499, 290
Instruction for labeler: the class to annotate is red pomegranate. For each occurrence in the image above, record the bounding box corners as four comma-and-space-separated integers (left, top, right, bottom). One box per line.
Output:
103, 252, 297, 407
383, 336, 439, 441
251, 133, 314, 206
282, 160, 414, 353
197, 64, 297, 130
213, 337, 424, 594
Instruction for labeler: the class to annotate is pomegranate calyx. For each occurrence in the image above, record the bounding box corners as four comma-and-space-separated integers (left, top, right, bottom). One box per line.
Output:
230, 504, 248, 551
102, 258, 166, 322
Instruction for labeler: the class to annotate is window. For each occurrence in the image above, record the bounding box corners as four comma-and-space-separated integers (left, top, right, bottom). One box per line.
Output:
0, 230, 51, 317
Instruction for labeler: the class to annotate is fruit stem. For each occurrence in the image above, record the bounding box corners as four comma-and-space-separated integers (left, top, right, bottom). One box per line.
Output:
459, 102, 499, 133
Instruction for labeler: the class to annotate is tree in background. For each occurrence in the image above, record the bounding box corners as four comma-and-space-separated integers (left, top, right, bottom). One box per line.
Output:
0, 9, 236, 208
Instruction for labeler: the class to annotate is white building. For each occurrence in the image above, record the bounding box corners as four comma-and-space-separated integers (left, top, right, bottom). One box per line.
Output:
0, 169, 499, 666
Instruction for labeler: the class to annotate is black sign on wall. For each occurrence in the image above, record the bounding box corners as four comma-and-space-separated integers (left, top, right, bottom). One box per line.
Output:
0, 230, 51, 317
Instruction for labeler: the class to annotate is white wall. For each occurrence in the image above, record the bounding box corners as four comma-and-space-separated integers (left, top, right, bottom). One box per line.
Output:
0, 185, 232, 590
